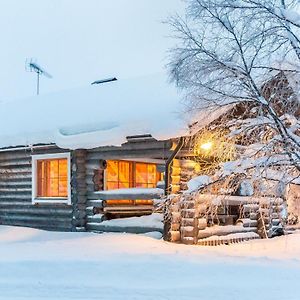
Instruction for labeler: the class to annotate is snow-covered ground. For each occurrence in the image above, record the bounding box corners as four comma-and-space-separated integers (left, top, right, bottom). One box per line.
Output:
0, 226, 299, 300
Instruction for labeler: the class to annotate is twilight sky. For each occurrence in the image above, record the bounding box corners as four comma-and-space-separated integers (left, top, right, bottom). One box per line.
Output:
0, 0, 185, 101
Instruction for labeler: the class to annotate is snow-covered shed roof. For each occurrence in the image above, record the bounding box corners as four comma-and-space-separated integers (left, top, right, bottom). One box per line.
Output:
0, 74, 193, 150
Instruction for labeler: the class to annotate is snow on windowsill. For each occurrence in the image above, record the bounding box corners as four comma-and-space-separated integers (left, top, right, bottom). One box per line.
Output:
94, 188, 164, 195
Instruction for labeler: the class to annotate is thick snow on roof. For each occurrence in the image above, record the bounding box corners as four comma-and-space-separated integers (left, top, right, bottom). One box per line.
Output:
0, 74, 190, 150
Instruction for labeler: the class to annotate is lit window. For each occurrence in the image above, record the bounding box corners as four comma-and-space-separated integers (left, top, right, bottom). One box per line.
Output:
105, 160, 160, 190
32, 153, 70, 204
106, 160, 132, 190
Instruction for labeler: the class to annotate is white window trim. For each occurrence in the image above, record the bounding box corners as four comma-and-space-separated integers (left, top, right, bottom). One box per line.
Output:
31, 152, 71, 205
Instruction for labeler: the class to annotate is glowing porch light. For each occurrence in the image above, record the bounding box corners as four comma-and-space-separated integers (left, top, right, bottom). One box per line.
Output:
200, 141, 213, 151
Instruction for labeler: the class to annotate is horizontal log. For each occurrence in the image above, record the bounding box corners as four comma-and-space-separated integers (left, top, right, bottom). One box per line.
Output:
181, 226, 196, 238
87, 214, 106, 223
104, 211, 152, 216
0, 152, 31, 162
0, 201, 33, 207
236, 218, 258, 228
181, 218, 195, 227
0, 187, 31, 193
0, 207, 72, 216
0, 194, 32, 200
104, 205, 153, 212
0, 167, 32, 174
0, 159, 31, 167
103, 199, 153, 206
0, 181, 31, 187
87, 200, 104, 208
0, 173, 32, 180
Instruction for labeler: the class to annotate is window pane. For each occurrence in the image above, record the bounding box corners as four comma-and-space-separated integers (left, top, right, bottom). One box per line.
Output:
147, 164, 157, 184
107, 161, 119, 182
36, 158, 68, 198
119, 161, 130, 183
59, 159, 68, 177
135, 163, 148, 185
58, 179, 68, 197
49, 160, 59, 178
37, 178, 45, 197
48, 178, 59, 197
107, 182, 119, 190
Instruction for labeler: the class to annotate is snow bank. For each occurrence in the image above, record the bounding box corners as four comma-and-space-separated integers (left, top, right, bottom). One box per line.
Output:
0, 74, 192, 150
0, 226, 299, 299
99, 213, 163, 229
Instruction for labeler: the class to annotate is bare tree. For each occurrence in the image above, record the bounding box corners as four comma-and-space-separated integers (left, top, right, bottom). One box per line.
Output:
168, 0, 300, 224
168, 0, 300, 169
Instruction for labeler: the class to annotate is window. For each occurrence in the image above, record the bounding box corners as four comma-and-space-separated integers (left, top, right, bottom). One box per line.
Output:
32, 153, 71, 204
105, 160, 160, 190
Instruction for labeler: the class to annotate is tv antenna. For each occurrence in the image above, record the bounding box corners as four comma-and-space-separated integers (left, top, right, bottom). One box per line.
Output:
26, 59, 53, 95
91, 77, 117, 85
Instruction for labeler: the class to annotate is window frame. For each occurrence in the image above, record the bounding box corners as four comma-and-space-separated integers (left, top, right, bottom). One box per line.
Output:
104, 160, 160, 190
31, 152, 71, 205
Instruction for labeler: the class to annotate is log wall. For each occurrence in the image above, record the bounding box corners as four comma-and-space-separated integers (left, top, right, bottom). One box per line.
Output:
169, 158, 199, 194
85, 140, 172, 207
0, 139, 172, 232
0, 146, 79, 231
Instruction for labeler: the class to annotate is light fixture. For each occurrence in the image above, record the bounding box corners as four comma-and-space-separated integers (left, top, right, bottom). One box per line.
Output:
200, 141, 213, 151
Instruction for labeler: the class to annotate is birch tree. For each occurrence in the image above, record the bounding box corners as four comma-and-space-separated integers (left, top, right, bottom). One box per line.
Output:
168, 0, 300, 220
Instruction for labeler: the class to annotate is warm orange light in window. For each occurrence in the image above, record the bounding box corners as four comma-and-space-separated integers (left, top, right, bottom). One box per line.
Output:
37, 158, 68, 197
106, 160, 159, 190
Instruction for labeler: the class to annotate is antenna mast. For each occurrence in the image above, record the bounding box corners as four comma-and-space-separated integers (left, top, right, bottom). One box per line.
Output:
26, 59, 53, 95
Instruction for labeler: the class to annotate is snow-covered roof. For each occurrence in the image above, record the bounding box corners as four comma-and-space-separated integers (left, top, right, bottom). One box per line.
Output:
0, 74, 193, 150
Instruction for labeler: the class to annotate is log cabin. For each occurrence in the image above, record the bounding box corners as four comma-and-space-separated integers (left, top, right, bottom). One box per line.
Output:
1, 72, 299, 238
0, 74, 204, 232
